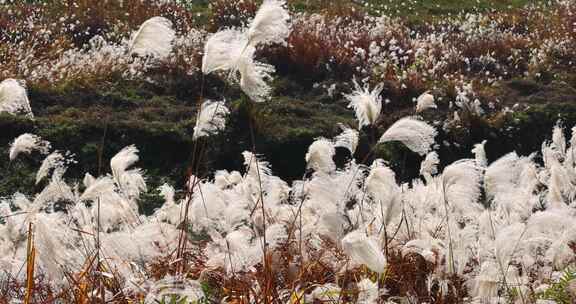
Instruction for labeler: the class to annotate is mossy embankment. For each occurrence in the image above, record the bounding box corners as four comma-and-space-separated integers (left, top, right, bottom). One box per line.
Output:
2, 74, 576, 211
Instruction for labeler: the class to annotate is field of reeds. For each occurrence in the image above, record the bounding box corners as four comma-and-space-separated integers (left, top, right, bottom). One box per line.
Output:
2, 0, 576, 303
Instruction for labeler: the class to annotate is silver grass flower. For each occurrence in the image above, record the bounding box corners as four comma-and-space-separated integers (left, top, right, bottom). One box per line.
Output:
8, 133, 51, 161
305, 137, 336, 174
415, 91, 437, 113
247, 0, 291, 47
471, 140, 487, 167
0, 79, 33, 118
379, 117, 437, 156
420, 151, 440, 181
130, 17, 175, 59
36, 151, 75, 184
344, 78, 383, 128
341, 229, 386, 273
334, 124, 359, 154
201, 29, 250, 75
193, 100, 230, 139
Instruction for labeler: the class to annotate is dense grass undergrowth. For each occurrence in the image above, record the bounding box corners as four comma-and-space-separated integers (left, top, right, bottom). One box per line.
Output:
2, 0, 576, 303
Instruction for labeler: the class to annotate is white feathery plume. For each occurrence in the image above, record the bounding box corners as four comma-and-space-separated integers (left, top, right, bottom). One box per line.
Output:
36, 151, 74, 184
79, 176, 116, 203
356, 279, 379, 304
247, 0, 290, 47
378, 117, 437, 156
334, 124, 359, 154
83, 173, 96, 188
494, 222, 526, 266
344, 78, 383, 128
238, 55, 275, 102
442, 159, 483, 214
305, 138, 336, 174
552, 121, 566, 157
341, 229, 387, 273
546, 162, 571, 209
470, 261, 502, 300
193, 100, 230, 139
153, 184, 181, 224
117, 168, 147, 200
144, 276, 205, 304
0, 79, 33, 118
190, 183, 227, 227
214, 170, 243, 189
242, 151, 272, 180
201, 29, 250, 75
8, 133, 51, 161
546, 228, 576, 269
402, 238, 444, 263
472, 140, 488, 167
484, 152, 522, 199
201, 29, 275, 102
110, 145, 147, 199
93, 194, 140, 232
201, 0, 291, 103
34, 173, 75, 207
566, 127, 576, 168
111, 145, 140, 178
158, 183, 175, 206
308, 283, 341, 302
366, 159, 401, 226
420, 151, 440, 182
130, 16, 175, 59
518, 159, 540, 191
416, 91, 436, 113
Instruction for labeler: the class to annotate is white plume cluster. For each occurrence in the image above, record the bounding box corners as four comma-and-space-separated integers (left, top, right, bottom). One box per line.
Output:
130, 16, 175, 59
8, 133, 51, 161
2, 1, 576, 299
201, 0, 290, 102
2, 120, 576, 302
334, 124, 360, 154
36, 151, 76, 184
193, 100, 230, 139
420, 151, 440, 181
378, 117, 437, 155
0, 79, 34, 118
305, 137, 336, 174
416, 91, 437, 113
305, 126, 361, 174
344, 78, 383, 128
341, 229, 387, 273
247, 0, 291, 46
201, 29, 249, 75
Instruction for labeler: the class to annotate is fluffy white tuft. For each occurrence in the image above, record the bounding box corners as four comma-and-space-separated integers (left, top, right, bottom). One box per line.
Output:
130, 17, 175, 59
344, 78, 383, 128
0, 79, 33, 118
110, 145, 140, 179
378, 117, 437, 156
341, 229, 387, 273
305, 138, 336, 174
110, 145, 147, 199
334, 124, 359, 154
472, 140, 488, 167
442, 159, 484, 214
201, 29, 249, 75
36, 151, 74, 184
193, 100, 230, 139
9, 133, 51, 161
416, 91, 437, 113
247, 0, 290, 46
420, 151, 440, 181
238, 55, 275, 102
